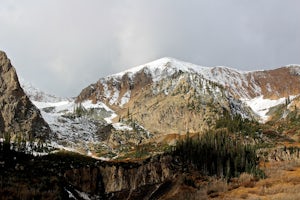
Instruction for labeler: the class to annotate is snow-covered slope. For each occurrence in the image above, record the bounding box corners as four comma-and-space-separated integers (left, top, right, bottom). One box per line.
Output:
21, 80, 150, 158
33, 100, 113, 147
243, 96, 288, 122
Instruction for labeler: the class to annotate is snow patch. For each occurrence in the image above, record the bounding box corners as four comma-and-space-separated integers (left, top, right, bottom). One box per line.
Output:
113, 123, 133, 131
65, 188, 77, 200
75, 189, 91, 200
102, 82, 111, 99
266, 83, 272, 93
109, 88, 120, 105
81, 100, 112, 111
120, 90, 131, 106
104, 113, 117, 123
242, 96, 286, 123
289, 65, 300, 76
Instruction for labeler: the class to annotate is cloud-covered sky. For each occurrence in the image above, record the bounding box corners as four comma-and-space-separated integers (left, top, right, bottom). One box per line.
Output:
1, 0, 300, 97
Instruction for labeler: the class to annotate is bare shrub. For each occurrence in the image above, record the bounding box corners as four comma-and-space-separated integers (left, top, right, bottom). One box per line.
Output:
206, 179, 228, 198
238, 173, 256, 188
240, 193, 248, 199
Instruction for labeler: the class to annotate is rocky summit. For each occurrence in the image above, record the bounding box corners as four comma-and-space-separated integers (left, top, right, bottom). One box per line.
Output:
0, 51, 50, 141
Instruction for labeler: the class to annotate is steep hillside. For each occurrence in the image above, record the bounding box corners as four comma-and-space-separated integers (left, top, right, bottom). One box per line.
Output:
0, 51, 51, 141
77, 58, 254, 137
203, 65, 300, 99
76, 58, 300, 136
249, 66, 300, 99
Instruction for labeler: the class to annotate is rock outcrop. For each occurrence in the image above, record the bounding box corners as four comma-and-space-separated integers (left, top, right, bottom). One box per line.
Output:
1, 148, 176, 200
248, 66, 300, 99
64, 155, 174, 199
0, 51, 50, 140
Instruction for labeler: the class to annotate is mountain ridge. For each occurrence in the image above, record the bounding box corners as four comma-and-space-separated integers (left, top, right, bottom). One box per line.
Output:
16, 55, 300, 157
76, 57, 300, 116
78, 57, 300, 104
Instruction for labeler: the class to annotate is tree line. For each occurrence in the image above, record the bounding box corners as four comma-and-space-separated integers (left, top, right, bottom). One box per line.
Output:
172, 130, 264, 179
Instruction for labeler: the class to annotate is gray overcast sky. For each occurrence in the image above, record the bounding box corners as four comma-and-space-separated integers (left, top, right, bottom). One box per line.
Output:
1, 0, 300, 97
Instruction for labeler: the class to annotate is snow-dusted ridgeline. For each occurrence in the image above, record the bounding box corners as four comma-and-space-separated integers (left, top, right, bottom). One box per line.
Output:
19, 78, 68, 103
86, 57, 300, 123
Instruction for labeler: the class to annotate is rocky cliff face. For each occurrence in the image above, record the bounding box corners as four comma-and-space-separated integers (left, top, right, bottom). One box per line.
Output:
64, 155, 174, 199
247, 66, 300, 99
0, 51, 50, 140
1, 147, 176, 199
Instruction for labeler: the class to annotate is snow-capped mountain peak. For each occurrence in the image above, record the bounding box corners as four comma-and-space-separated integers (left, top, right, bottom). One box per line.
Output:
110, 57, 208, 82
19, 77, 69, 103
104, 57, 254, 97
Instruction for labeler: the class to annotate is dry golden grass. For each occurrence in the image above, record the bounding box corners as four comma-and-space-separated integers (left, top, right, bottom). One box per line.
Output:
219, 160, 300, 200
160, 161, 300, 200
